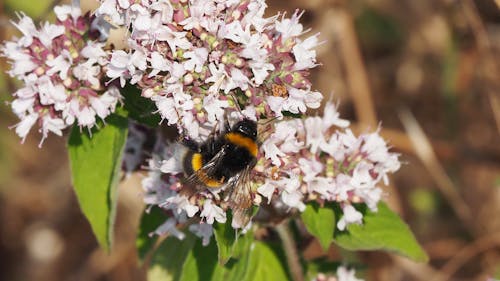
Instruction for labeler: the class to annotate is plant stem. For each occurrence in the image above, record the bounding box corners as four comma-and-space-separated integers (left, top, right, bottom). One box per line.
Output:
276, 222, 304, 281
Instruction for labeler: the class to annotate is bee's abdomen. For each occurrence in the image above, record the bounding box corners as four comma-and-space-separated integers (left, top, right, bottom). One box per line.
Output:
182, 150, 197, 176
182, 131, 258, 189
183, 150, 225, 188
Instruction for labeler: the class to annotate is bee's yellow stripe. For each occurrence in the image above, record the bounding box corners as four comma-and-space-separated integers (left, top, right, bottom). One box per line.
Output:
225, 132, 258, 157
191, 153, 203, 172
191, 153, 224, 188
198, 171, 224, 188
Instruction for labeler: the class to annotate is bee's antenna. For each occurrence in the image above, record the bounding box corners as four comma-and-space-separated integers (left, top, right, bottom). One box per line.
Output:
228, 92, 243, 116
259, 116, 279, 125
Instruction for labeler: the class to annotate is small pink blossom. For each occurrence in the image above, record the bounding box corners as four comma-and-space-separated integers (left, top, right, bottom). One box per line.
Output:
189, 223, 213, 246
163, 194, 200, 218
200, 199, 227, 224
257, 181, 276, 204
153, 218, 186, 240
336, 266, 365, 281
337, 205, 363, 231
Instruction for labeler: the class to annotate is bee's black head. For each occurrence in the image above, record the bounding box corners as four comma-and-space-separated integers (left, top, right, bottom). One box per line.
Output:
232, 119, 257, 140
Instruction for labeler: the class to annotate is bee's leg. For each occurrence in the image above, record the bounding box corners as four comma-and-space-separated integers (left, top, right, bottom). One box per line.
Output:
209, 121, 220, 136
223, 111, 231, 132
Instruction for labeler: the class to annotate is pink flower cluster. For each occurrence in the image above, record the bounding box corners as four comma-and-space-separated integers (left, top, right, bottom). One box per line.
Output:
98, 0, 322, 139
140, 102, 400, 243
1, 5, 119, 145
257, 102, 400, 230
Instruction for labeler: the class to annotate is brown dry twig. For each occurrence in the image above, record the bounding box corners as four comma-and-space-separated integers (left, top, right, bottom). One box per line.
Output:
430, 232, 500, 281
459, 0, 500, 135
330, 5, 377, 130
392, 255, 446, 281
398, 108, 473, 229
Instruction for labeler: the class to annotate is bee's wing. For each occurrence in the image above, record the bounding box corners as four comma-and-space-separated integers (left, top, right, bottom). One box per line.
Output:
226, 160, 256, 228
184, 146, 227, 188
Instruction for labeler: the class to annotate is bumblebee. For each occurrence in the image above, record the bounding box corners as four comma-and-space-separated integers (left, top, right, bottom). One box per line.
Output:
181, 118, 259, 228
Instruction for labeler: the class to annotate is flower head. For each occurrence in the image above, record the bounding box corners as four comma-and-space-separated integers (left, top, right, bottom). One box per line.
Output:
97, 0, 323, 139
1, 5, 119, 145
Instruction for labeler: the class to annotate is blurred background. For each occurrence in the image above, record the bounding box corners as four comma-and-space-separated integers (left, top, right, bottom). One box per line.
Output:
0, 0, 499, 280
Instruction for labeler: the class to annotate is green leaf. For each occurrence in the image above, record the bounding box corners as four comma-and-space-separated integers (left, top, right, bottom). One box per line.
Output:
180, 237, 222, 281
136, 207, 167, 263
304, 258, 342, 281
5, 0, 52, 18
121, 84, 160, 127
68, 112, 128, 252
244, 242, 289, 281
301, 202, 336, 251
213, 214, 238, 265
333, 202, 429, 262
180, 231, 288, 281
223, 231, 254, 281
148, 234, 197, 281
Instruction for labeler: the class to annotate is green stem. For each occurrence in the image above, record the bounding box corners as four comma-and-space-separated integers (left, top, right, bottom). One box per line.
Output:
275, 222, 304, 281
